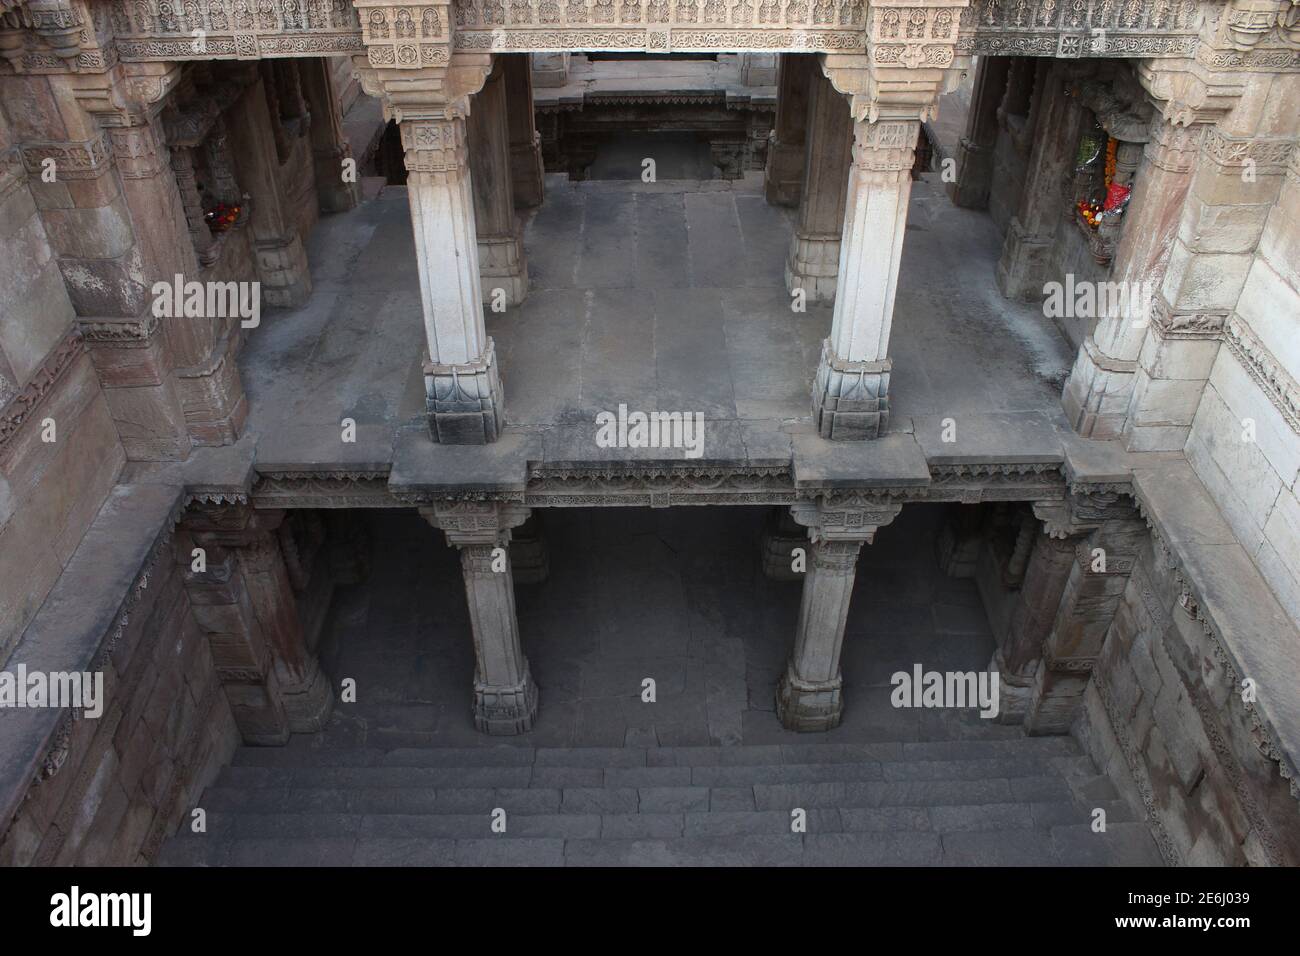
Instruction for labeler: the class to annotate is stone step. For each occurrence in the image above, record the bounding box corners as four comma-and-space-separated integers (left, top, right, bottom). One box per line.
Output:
217, 754, 1083, 792
226, 736, 1083, 770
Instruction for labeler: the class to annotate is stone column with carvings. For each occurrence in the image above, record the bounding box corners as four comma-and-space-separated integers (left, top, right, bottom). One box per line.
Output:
1023, 492, 1146, 735
299, 55, 361, 214
402, 113, 505, 443
1122, 123, 1294, 450
1062, 116, 1202, 441
948, 55, 1012, 209
784, 67, 853, 303
422, 502, 538, 734
777, 499, 901, 731
810, 117, 918, 440
992, 503, 1091, 724
765, 53, 814, 207
503, 53, 545, 209
995, 61, 1082, 300
226, 73, 313, 308
181, 504, 335, 743
468, 56, 528, 307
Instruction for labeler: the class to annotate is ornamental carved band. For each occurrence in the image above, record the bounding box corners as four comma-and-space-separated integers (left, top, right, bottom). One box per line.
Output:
400, 116, 468, 172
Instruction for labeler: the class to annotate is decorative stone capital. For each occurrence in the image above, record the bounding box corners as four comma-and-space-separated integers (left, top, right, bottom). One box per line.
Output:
400, 113, 469, 179
350, 49, 492, 121
420, 500, 531, 547
820, 39, 964, 125
790, 496, 903, 545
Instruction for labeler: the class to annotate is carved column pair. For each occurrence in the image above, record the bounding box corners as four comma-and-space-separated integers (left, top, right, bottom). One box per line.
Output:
421, 502, 538, 734
776, 500, 902, 731
179, 505, 334, 745
1007, 493, 1146, 735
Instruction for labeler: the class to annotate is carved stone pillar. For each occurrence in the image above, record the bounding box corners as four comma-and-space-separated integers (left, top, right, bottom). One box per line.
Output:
1062, 117, 1202, 441
948, 55, 1012, 209
1023, 494, 1145, 735
765, 53, 814, 207
995, 61, 1082, 300
810, 118, 917, 441
401, 114, 504, 443
299, 55, 361, 214
181, 505, 335, 743
503, 53, 545, 209
992, 505, 1090, 724
468, 57, 528, 307
776, 500, 901, 731
1123, 127, 1288, 449
785, 68, 852, 303
171, 145, 219, 267
421, 503, 538, 734
238, 519, 335, 732
227, 74, 313, 307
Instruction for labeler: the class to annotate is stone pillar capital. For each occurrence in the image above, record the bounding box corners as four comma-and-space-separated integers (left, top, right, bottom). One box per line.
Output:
349, 50, 493, 122
420, 500, 531, 547
790, 497, 903, 545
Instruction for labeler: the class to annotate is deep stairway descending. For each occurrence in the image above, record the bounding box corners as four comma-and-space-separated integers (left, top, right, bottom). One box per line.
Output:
157, 733, 1163, 866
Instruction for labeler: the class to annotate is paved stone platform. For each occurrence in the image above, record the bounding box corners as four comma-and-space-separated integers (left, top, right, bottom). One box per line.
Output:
238, 173, 1077, 481
159, 506, 1161, 865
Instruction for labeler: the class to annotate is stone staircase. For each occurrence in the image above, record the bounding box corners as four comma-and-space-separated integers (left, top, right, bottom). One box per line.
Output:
158, 735, 1163, 866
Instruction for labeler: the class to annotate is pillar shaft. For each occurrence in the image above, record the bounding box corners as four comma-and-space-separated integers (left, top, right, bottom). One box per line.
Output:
423, 504, 538, 735
1062, 119, 1202, 440
810, 118, 917, 441
299, 55, 361, 214
785, 68, 853, 303
765, 53, 814, 206
468, 58, 528, 307
995, 61, 1081, 300
503, 53, 545, 209
228, 76, 313, 307
948, 56, 1012, 209
401, 114, 504, 443
777, 537, 864, 731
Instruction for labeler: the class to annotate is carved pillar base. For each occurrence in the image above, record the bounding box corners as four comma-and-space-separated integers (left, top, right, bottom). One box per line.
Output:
811, 340, 891, 441
994, 216, 1053, 301
254, 234, 313, 308
761, 507, 806, 581
424, 503, 538, 736
478, 233, 529, 308
785, 232, 841, 303
424, 338, 505, 444
475, 660, 539, 735
948, 138, 995, 209
173, 328, 248, 446
1024, 665, 1091, 736
279, 660, 336, 733
1061, 337, 1138, 440
777, 668, 843, 732
989, 650, 1036, 725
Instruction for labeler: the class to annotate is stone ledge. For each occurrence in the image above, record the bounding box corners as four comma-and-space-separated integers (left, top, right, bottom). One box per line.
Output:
0, 482, 186, 830
1132, 459, 1300, 804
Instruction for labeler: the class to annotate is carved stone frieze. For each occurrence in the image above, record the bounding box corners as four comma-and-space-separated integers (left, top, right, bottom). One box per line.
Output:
0, 329, 85, 465
1223, 313, 1300, 435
